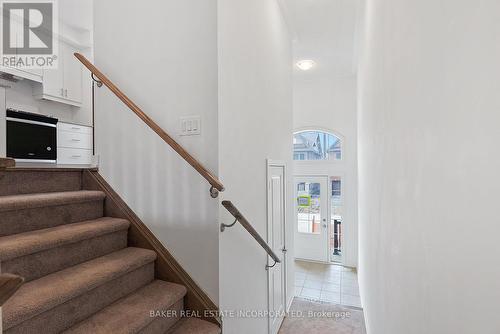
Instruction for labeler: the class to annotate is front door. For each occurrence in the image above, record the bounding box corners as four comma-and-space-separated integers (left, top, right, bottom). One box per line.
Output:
267, 164, 286, 334
294, 176, 329, 262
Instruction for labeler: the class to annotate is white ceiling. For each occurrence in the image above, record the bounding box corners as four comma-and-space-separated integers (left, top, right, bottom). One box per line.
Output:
283, 0, 359, 76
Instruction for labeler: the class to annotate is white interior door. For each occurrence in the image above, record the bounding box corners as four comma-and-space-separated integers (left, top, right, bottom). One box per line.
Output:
267, 164, 286, 334
294, 176, 329, 262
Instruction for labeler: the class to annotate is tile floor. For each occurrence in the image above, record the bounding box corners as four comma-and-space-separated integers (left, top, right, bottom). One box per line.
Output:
294, 260, 362, 308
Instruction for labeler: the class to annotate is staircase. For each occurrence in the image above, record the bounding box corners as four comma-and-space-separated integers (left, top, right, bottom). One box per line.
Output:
0, 167, 220, 334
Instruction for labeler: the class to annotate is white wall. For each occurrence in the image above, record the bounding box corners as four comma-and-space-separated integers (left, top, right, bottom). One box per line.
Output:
93, 0, 219, 303
293, 72, 358, 267
358, 1, 500, 333
218, 0, 293, 332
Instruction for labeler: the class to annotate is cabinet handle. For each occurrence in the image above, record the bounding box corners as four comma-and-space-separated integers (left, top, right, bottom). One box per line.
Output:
71, 139, 81, 142
60, 88, 64, 96
71, 127, 81, 130
65, 89, 68, 97
71, 155, 82, 158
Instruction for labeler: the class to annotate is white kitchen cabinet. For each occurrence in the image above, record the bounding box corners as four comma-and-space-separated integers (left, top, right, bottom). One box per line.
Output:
58, 147, 92, 165
62, 43, 83, 103
40, 61, 64, 98
57, 122, 93, 165
58, 122, 92, 135
33, 41, 83, 107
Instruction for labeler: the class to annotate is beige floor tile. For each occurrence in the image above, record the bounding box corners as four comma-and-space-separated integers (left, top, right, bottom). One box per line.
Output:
306, 272, 325, 281
342, 271, 358, 280
303, 279, 323, 290
295, 272, 306, 280
342, 277, 359, 288
324, 272, 341, 280
341, 294, 362, 308
300, 288, 321, 300
322, 282, 341, 293
320, 291, 341, 303
342, 284, 360, 296
295, 260, 362, 309
295, 278, 305, 287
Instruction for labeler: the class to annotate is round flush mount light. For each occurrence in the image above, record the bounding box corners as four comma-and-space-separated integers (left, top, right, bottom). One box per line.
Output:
296, 60, 316, 71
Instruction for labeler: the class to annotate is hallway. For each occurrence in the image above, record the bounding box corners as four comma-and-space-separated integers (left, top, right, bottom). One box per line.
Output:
277, 261, 365, 333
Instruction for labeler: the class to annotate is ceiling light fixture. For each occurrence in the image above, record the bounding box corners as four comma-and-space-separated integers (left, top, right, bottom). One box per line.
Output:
296, 60, 316, 71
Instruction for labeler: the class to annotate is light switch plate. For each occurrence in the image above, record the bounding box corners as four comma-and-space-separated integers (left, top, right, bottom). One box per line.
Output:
180, 116, 201, 136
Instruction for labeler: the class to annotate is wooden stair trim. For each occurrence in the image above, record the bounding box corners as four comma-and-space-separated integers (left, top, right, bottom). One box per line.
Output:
81, 170, 221, 326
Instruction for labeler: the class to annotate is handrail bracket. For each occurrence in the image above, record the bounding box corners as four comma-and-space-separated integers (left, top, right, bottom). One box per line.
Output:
210, 186, 219, 199
266, 259, 278, 270
91, 73, 103, 87
220, 218, 238, 232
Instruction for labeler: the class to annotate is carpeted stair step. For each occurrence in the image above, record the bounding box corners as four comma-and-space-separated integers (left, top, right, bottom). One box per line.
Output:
0, 217, 130, 282
0, 170, 83, 196
166, 318, 221, 334
64, 280, 187, 334
3, 247, 157, 334
0, 190, 105, 236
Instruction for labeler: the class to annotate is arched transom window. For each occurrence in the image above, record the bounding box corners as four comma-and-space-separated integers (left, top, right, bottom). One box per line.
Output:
293, 130, 342, 161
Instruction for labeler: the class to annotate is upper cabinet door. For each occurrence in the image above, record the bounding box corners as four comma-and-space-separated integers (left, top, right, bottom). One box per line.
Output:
62, 43, 82, 103
42, 66, 64, 98
42, 39, 64, 98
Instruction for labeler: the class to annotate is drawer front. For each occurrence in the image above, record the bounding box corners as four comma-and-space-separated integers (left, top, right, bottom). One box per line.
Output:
58, 130, 92, 149
57, 148, 92, 165
58, 122, 92, 135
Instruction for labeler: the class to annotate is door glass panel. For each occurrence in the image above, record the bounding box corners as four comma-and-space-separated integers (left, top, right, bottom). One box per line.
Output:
297, 182, 321, 234
330, 177, 342, 262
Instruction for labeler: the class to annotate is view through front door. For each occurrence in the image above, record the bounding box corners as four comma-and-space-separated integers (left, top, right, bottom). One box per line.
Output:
295, 176, 329, 262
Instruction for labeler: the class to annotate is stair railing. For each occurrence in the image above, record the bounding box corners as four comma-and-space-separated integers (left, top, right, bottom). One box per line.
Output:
74, 53, 281, 269
221, 201, 281, 269
74, 53, 224, 198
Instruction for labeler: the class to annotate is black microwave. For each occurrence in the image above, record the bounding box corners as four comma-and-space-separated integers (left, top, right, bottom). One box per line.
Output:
6, 109, 58, 163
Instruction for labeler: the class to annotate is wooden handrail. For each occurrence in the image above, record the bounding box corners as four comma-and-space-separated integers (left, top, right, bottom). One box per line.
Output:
221, 200, 281, 265
0, 157, 15, 169
74, 53, 224, 197
0, 274, 24, 306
